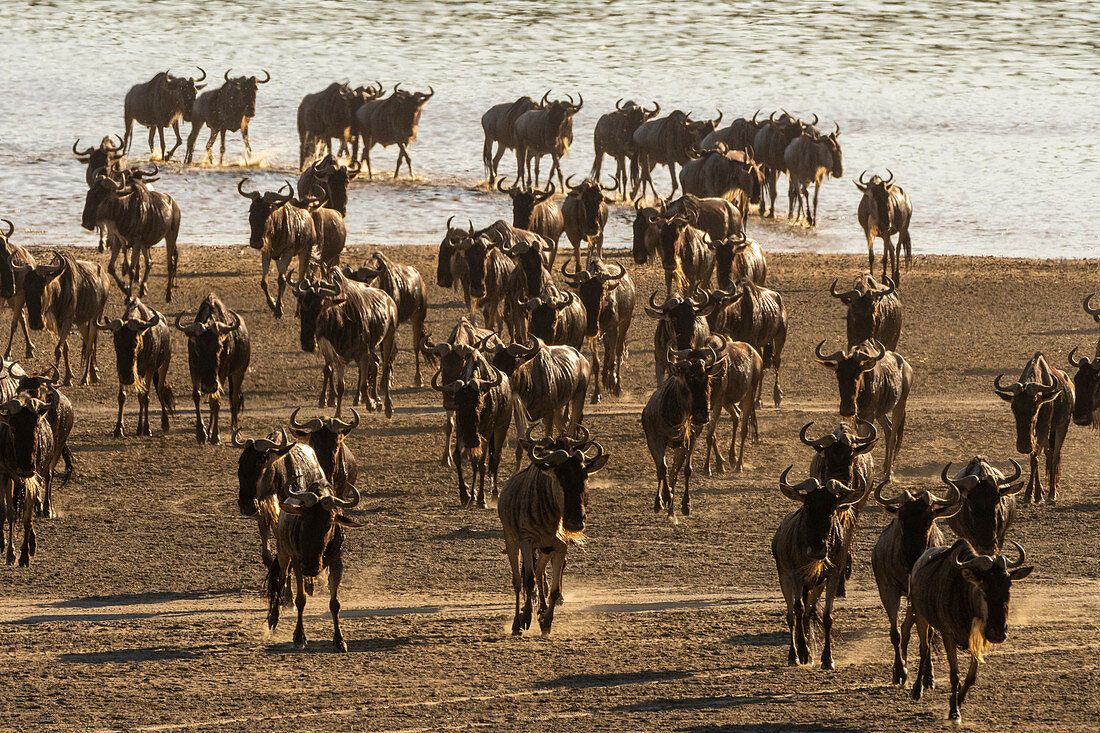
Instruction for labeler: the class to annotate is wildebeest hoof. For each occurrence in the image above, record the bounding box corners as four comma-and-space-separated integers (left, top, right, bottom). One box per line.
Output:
333, 636, 347, 652
821, 656, 834, 671
294, 639, 307, 650
139, 426, 152, 437
209, 432, 221, 445
114, 426, 124, 438
18, 552, 29, 567
196, 430, 207, 444
1047, 491, 1057, 503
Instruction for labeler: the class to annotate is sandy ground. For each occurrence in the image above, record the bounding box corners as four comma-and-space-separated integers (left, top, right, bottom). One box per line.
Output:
1, 242, 1099, 731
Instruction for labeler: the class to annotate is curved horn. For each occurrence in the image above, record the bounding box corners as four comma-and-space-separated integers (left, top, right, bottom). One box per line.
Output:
648, 100, 660, 116
224, 68, 232, 83
0, 219, 13, 238
191, 66, 207, 83
873, 480, 909, 507
72, 139, 95, 157
926, 482, 962, 508
940, 463, 980, 492
648, 289, 664, 311
809, 113, 819, 127
478, 366, 503, 391
798, 421, 837, 449
993, 373, 1023, 397
1004, 540, 1026, 569
883, 168, 894, 185
1069, 346, 1086, 368
565, 174, 577, 190
1083, 293, 1100, 319
540, 89, 551, 106
237, 178, 260, 201
331, 407, 361, 434
615, 98, 624, 111
329, 483, 361, 509
605, 262, 626, 281
257, 69, 271, 84
833, 121, 840, 135
813, 340, 844, 366
95, 316, 124, 333
999, 459, 1023, 485
232, 428, 250, 448
288, 406, 325, 433
829, 278, 858, 300
560, 258, 583, 282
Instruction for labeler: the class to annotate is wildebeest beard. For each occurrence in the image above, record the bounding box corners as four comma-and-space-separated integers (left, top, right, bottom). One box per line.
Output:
453, 383, 486, 458
193, 329, 224, 396
295, 508, 337, 578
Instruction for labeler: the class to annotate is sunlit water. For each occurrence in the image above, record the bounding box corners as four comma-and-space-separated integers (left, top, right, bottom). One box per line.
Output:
0, 1, 1096, 258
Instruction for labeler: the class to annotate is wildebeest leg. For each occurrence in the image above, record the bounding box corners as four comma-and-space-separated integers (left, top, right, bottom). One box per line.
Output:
881, 233, 895, 283
538, 546, 567, 636
136, 245, 153, 298
218, 130, 228, 166
943, 638, 963, 720
911, 616, 931, 699
819, 578, 838, 670
787, 177, 798, 220
165, 225, 179, 304
380, 324, 396, 419
810, 179, 823, 227
332, 358, 348, 416
667, 163, 679, 198
192, 387, 207, 444
589, 336, 602, 404
139, 383, 153, 437
363, 143, 373, 179
505, 535, 523, 634
185, 123, 201, 164
454, 435, 470, 507
54, 321, 76, 385
441, 411, 454, 467
325, 551, 347, 651
491, 145, 508, 185
518, 539, 536, 632
6, 304, 31, 360
490, 420, 507, 498
1047, 418, 1069, 502
411, 309, 425, 388
778, 572, 799, 665
4, 488, 14, 565
107, 241, 131, 296
147, 126, 157, 159
166, 121, 184, 161
1025, 450, 1041, 504
114, 383, 127, 438
259, 256, 278, 315
956, 654, 980, 716
241, 124, 252, 163
534, 551, 551, 616
878, 415, 895, 479
200, 128, 217, 165
292, 571, 308, 649
702, 403, 723, 476
17, 497, 34, 567
646, 431, 668, 512
475, 443, 489, 509
792, 584, 812, 665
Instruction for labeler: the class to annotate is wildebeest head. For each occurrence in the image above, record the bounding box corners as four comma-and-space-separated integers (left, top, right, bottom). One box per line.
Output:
814, 339, 888, 417
0, 218, 20, 299
233, 428, 292, 515
655, 215, 691, 273
166, 67, 208, 122
854, 170, 894, 228
708, 233, 750, 289
97, 298, 161, 386
565, 175, 613, 233
0, 396, 50, 479
489, 338, 541, 377
280, 479, 363, 578
615, 98, 660, 126
951, 540, 1032, 645
830, 274, 895, 334
498, 180, 555, 229
521, 290, 577, 343
631, 201, 663, 264
288, 406, 359, 485
540, 91, 584, 132
386, 83, 435, 138
223, 68, 269, 118
81, 169, 136, 232
73, 135, 126, 185
644, 290, 711, 348
874, 481, 962, 565
815, 123, 843, 178
438, 215, 474, 288
668, 346, 726, 426
526, 425, 607, 534
1082, 292, 1100, 324
992, 360, 1065, 454
304, 154, 358, 216
460, 224, 502, 299
799, 420, 878, 484
561, 259, 627, 335
176, 304, 242, 395
437, 353, 503, 454
19, 252, 69, 331
941, 457, 1024, 554
778, 467, 864, 560
291, 274, 343, 352
1069, 347, 1100, 426
498, 229, 546, 288
15, 366, 60, 402
237, 178, 295, 249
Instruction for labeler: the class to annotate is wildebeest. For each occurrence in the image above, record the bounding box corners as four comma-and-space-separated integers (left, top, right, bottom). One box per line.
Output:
645, 290, 712, 386
14, 368, 73, 520
856, 170, 913, 284
237, 178, 316, 318
297, 154, 360, 216
561, 176, 612, 268
815, 339, 912, 479
297, 82, 379, 169
633, 109, 722, 200
1081, 292, 1100, 330
0, 395, 54, 566
771, 466, 867, 668
421, 318, 504, 467
292, 271, 397, 418
707, 281, 788, 406
751, 111, 805, 218
700, 336, 762, 474
81, 167, 181, 302
672, 193, 744, 243
708, 234, 766, 289
500, 233, 556, 342
436, 350, 513, 508
871, 481, 962, 685
355, 84, 434, 179
72, 137, 127, 252
588, 99, 660, 199
642, 346, 726, 517
498, 427, 607, 635
295, 187, 347, 269
939, 456, 1024, 555
497, 180, 564, 255
679, 147, 764, 216
652, 215, 714, 297
700, 111, 765, 154
908, 539, 1032, 720
175, 294, 250, 445
0, 220, 37, 359
783, 123, 843, 226
481, 95, 543, 184
97, 297, 173, 437
491, 338, 589, 440
288, 407, 360, 500
1069, 346, 1100, 427
185, 69, 270, 165
20, 252, 110, 386
266, 479, 363, 651
513, 92, 583, 188
123, 68, 207, 160
561, 259, 635, 402
343, 252, 428, 387
829, 274, 901, 350
521, 291, 586, 351
992, 352, 1073, 503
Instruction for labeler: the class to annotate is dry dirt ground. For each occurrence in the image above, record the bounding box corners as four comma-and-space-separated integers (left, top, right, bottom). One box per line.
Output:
1, 241, 1099, 732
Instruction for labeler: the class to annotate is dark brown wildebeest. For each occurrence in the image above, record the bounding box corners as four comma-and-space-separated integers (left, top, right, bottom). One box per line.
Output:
97, 297, 173, 438
752, 111, 803, 218
520, 291, 587, 351
481, 95, 543, 184
473, 229, 519, 334
855, 170, 913, 284
871, 481, 962, 686
589, 99, 660, 199
421, 318, 504, 467
771, 466, 868, 668
561, 259, 634, 402
814, 339, 913, 479
497, 180, 564, 255
437, 218, 482, 313
513, 92, 583, 188
700, 111, 765, 153
343, 252, 428, 388
266, 478, 363, 651
0, 395, 54, 566
499, 427, 607, 636
992, 352, 1073, 503
633, 109, 722, 200
783, 123, 843, 226
500, 233, 556, 342
708, 234, 766, 289
14, 369, 74, 520
355, 84, 434, 179
175, 294, 250, 445
706, 281, 787, 406
288, 406, 360, 500
297, 82, 368, 169
297, 154, 360, 216
829, 274, 901, 350
651, 215, 714, 297
81, 167, 181, 302
123, 68, 207, 160
237, 178, 316, 318
72, 137, 127, 252
0, 220, 37, 359
490, 338, 589, 441
908, 539, 1032, 721
679, 147, 765, 217
20, 252, 110, 386
642, 346, 726, 518
672, 193, 744, 243
700, 336, 762, 474
185, 69, 270, 165
1070, 345, 1100, 428
292, 271, 397, 418
645, 290, 712, 386
939, 456, 1024, 555
296, 187, 346, 269
436, 350, 513, 508
561, 176, 612, 268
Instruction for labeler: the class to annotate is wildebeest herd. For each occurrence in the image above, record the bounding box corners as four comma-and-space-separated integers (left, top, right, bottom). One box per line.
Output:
1, 70, 1083, 723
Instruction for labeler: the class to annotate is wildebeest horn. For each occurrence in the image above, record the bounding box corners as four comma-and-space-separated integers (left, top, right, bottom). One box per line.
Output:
647, 290, 664, 311
833, 121, 840, 135
565, 174, 577, 190
1083, 293, 1100, 319
279, 180, 295, 199
778, 465, 817, 502
860, 340, 887, 368
875, 277, 896, 298
217, 310, 242, 335
1069, 347, 1087, 368
430, 369, 446, 392
649, 101, 660, 116
927, 483, 962, 510
769, 110, 777, 122
289, 406, 325, 433
95, 316, 124, 333
127, 314, 160, 332
993, 373, 1023, 398
323, 482, 361, 510
857, 170, 870, 187
191, 66, 207, 83
853, 420, 878, 451
237, 178, 260, 201
809, 113, 819, 127
331, 407, 361, 434
615, 98, 624, 111
72, 139, 95, 157
751, 109, 760, 124
883, 168, 894, 185
798, 422, 836, 449
1003, 540, 1026, 569
257, 69, 271, 84
393, 83, 402, 94
940, 463, 980, 492
873, 481, 909, 507
813, 340, 844, 367
231, 428, 250, 448
540, 89, 551, 106
560, 259, 583, 282
224, 69, 232, 83
496, 178, 517, 196
713, 108, 723, 125
445, 215, 456, 233
478, 367, 503, 391
999, 459, 1023, 485
829, 278, 857, 300
0, 219, 13, 239
605, 262, 626, 281
572, 92, 583, 110
421, 85, 435, 99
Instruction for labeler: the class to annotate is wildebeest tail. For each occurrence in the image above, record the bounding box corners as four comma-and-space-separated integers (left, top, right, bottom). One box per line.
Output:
155, 372, 176, 417
900, 229, 912, 267
56, 445, 74, 488
265, 559, 284, 630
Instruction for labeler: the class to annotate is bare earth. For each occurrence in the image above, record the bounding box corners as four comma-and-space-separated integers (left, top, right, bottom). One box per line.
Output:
1, 243, 1098, 732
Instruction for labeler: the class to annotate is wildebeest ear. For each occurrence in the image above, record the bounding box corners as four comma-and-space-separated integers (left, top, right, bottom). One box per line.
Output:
1009, 565, 1033, 581
336, 515, 365, 528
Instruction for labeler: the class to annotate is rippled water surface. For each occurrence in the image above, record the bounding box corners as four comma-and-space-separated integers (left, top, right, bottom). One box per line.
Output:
1, 1, 1097, 257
